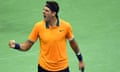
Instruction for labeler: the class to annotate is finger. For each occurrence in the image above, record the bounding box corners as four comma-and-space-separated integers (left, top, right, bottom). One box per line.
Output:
9, 40, 16, 48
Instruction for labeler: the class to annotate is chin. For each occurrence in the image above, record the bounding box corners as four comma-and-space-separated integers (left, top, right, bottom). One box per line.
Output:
44, 19, 48, 22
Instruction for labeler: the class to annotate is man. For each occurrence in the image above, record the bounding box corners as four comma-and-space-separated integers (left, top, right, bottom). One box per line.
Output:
9, 1, 85, 72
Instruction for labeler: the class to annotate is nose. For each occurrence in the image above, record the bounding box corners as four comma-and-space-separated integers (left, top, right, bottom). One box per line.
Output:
42, 10, 45, 14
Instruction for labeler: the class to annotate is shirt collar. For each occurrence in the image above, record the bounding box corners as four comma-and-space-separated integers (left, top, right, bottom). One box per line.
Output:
45, 18, 59, 28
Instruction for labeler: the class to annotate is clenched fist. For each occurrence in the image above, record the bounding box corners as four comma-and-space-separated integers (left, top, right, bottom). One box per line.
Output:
8, 40, 16, 48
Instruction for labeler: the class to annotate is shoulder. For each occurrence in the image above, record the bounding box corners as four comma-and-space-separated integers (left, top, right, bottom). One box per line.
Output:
32, 20, 45, 31
33, 20, 45, 29
35, 20, 45, 27
60, 19, 72, 29
60, 19, 72, 27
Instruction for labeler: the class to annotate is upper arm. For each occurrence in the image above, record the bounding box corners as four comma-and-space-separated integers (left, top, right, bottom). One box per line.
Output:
66, 23, 74, 40
28, 24, 39, 42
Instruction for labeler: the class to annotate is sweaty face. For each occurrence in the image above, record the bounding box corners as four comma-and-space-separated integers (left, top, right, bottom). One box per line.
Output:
42, 6, 54, 22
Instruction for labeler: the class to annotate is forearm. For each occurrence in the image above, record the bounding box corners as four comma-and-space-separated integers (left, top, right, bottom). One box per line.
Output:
19, 43, 30, 51
69, 39, 80, 54
69, 38, 83, 62
15, 40, 34, 51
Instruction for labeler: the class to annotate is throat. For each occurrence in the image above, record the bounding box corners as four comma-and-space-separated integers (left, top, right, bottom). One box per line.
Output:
49, 19, 57, 27
45, 17, 59, 29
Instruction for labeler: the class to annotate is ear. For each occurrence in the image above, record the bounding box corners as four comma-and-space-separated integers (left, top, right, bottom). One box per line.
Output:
52, 12, 56, 17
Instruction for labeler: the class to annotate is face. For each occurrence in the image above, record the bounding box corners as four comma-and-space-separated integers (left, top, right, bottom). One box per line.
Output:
42, 6, 56, 22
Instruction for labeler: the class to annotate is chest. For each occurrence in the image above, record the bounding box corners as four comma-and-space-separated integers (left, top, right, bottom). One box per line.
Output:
39, 27, 67, 42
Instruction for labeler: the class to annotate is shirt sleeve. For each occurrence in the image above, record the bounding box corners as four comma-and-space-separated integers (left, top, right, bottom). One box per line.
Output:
66, 23, 74, 41
28, 24, 39, 42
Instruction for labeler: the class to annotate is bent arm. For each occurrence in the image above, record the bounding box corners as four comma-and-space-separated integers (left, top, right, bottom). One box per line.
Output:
9, 40, 34, 51
19, 40, 34, 51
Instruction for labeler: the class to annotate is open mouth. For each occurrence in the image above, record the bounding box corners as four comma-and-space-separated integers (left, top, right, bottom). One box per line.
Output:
43, 15, 46, 18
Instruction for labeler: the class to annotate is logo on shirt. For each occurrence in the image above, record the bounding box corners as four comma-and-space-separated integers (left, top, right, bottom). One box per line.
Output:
59, 30, 64, 32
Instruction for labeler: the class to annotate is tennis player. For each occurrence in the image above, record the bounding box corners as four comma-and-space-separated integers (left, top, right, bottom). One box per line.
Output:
9, 1, 85, 72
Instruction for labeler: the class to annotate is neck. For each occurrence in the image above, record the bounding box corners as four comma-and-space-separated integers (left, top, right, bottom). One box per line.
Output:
49, 17, 57, 26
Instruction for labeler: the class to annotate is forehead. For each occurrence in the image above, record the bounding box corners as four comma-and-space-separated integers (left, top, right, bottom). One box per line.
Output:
43, 6, 51, 11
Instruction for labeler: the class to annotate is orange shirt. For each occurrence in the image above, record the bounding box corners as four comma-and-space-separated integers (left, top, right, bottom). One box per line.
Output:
28, 19, 74, 71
